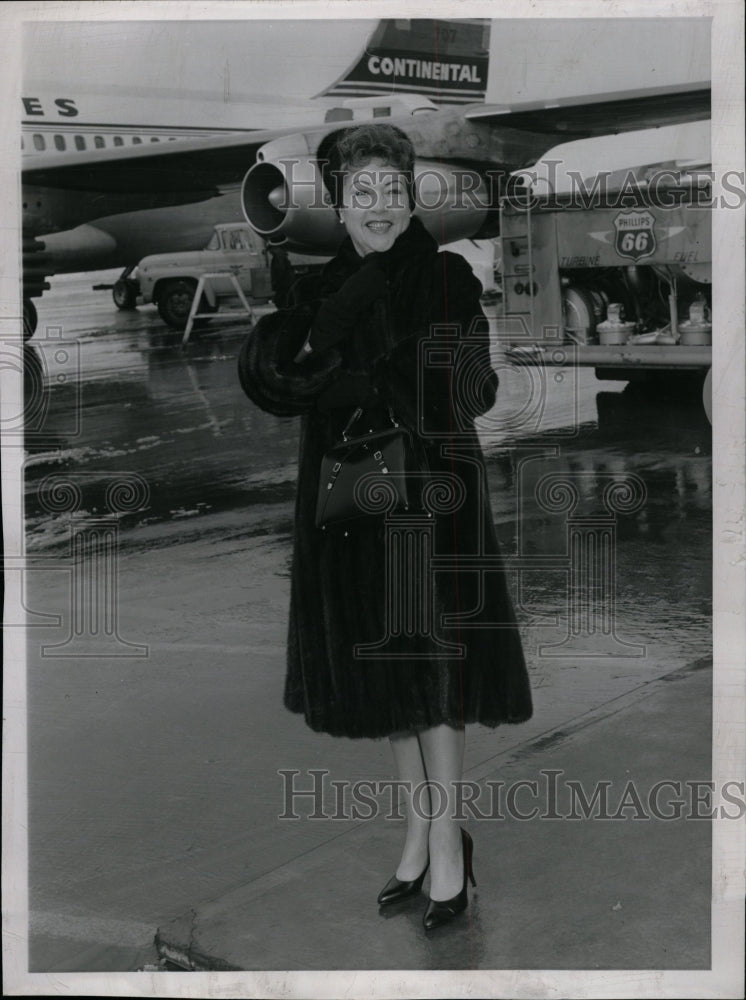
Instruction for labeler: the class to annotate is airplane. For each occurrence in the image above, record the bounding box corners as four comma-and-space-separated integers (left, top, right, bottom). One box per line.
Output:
20, 17, 710, 336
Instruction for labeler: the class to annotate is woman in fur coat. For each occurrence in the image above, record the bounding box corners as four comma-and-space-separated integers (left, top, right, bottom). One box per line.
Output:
238, 123, 532, 930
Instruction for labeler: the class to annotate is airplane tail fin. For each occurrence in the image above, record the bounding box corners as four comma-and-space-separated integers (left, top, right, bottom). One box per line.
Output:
317, 19, 490, 106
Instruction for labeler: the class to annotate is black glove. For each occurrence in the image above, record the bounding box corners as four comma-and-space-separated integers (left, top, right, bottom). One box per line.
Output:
274, 322, 316, 368
309, 258, 388, 354
315, 372, 378, 413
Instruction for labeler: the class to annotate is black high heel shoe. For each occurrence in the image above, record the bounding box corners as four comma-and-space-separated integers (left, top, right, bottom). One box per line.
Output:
422, 828, 476, 930
377, 859, 430, 906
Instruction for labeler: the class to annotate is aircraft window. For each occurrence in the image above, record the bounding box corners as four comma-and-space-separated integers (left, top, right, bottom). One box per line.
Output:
33, 134, 45, 151
54, 134, 66, 150
94, 135, 105, 148
373, 107, 391, 118
150, 137, 160, 142
132, 136, 142, 144
113, 136, 124, 147
21, 136, 24, 150
75, 135, 86, 150
324, 108, 354, 123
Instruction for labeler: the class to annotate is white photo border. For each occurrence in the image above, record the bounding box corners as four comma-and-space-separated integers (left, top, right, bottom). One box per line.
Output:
2, 1, 744, 997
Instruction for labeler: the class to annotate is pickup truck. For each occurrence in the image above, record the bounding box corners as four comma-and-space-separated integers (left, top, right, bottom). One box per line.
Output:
130, 223, 324, 330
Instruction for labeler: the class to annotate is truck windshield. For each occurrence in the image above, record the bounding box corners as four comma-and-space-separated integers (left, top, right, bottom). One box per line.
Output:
224, 230, 252, 250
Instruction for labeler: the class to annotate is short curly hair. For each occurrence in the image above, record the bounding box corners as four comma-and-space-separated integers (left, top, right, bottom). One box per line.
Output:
316, 123, 416, 212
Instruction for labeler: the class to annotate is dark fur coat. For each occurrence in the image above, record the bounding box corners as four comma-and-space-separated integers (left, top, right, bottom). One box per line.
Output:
238, 217, 532, 739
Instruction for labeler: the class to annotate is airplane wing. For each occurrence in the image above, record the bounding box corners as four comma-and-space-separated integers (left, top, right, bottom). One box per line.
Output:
22, 79, 711, 284
25, 80, 710, 199
22, 126, 306, 196
463, 81, 711, 137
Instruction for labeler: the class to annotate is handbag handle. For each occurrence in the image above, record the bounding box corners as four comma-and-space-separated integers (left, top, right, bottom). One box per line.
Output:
341, 404, 399, 441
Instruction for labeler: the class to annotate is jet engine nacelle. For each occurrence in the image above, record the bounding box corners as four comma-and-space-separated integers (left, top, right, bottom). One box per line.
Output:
241, 137, 492, 253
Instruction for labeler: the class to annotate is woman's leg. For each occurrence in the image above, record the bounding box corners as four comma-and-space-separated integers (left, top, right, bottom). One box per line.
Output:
388, 730, 431, 880
417, 723, 466, 900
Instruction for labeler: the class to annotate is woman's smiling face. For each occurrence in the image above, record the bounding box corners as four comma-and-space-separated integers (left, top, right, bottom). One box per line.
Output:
339, 158, 412, 257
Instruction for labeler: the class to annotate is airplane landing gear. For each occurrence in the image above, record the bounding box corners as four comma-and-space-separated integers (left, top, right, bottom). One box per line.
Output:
23, 297, 37, 341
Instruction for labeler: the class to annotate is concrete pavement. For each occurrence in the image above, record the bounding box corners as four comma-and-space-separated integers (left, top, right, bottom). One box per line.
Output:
24, 501, 714, 975
21, 314, 715, 975
155, 658, 712, 971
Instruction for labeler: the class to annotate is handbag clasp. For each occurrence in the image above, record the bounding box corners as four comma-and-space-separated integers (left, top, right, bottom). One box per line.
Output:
341, 404, 399, 442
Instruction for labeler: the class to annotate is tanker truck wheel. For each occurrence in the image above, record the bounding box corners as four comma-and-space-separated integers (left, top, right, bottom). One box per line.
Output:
702, 367, 712, 424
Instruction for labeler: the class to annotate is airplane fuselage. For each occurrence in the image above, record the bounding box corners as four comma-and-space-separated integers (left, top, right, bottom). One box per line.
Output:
21, 91, 325, 157
19, 16, 709, 323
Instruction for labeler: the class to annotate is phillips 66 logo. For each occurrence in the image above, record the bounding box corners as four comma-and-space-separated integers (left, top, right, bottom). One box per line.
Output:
613, 210, 657, 261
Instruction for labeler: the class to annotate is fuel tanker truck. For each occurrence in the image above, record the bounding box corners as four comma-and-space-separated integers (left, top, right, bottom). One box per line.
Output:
496, 167, 714, 407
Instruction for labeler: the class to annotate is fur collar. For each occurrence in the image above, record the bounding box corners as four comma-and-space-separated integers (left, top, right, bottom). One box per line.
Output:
321, 215, 438, 295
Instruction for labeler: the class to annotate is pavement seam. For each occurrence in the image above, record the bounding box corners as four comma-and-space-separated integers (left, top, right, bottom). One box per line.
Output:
154, 662, 713, 973
154, 657, 712, 970
464, 655, 712, 784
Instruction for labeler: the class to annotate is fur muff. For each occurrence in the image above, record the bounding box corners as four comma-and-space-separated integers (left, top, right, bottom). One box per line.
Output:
237, 217, 533, 739
237, 306, 341, 417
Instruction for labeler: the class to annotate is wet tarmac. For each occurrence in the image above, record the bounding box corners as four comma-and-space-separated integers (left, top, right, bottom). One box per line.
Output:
18, 271, 713, 973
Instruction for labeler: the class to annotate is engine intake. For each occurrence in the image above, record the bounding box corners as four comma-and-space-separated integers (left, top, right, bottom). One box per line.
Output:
241, 148, 491, 253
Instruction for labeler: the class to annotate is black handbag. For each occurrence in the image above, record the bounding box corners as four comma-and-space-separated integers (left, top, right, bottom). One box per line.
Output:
315, 405, 412, 529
